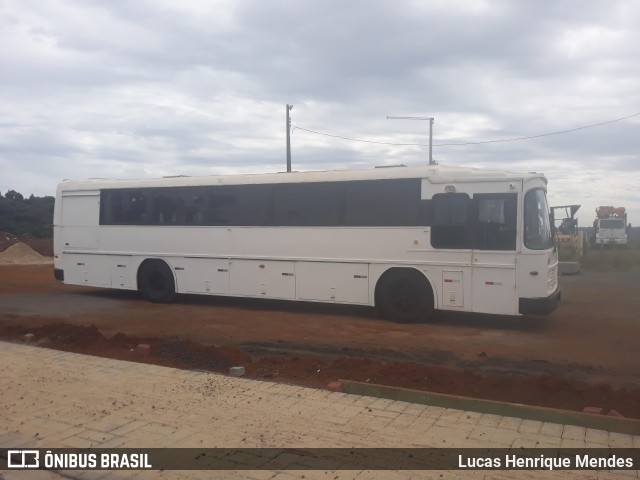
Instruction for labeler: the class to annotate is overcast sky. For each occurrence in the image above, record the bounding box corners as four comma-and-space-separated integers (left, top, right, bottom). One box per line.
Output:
1, 0, 638, 226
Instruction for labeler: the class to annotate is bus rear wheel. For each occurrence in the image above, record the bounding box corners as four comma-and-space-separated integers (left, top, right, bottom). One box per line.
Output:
377, 269, 433, 323
138, 260, 176, 303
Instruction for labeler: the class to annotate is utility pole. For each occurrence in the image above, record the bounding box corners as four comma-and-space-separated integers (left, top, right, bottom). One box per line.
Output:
286, 104, 293, 172
387, 116, 435, 165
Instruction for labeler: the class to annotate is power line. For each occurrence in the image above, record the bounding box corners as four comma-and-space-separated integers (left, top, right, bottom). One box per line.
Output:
292, 126, 430, 146
292, 111, 640, 148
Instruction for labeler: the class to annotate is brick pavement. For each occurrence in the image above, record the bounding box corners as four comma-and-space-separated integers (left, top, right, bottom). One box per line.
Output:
0, 342, 638, 480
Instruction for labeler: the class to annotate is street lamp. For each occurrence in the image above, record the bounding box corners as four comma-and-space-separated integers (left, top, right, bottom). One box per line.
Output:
387, 116, 435, 165
286, 104, 293, 172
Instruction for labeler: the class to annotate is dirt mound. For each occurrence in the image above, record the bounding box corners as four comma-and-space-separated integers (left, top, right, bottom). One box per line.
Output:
0, 232, 20, 250
0, 231, 53, 257
0, 242, 53, 265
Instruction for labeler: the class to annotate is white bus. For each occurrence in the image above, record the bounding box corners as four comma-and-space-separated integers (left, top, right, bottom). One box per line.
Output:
53, 165, 560, 322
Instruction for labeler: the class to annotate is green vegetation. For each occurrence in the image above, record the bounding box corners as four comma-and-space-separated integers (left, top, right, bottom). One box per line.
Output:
579, 248, 640, 272
0, 190, 54, 238
559, 227, 640, 271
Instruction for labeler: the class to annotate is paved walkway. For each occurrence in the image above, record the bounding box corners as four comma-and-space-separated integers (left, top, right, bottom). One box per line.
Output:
0, 342, 638, 479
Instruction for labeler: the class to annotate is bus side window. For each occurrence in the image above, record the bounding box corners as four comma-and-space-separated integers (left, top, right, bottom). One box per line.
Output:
431, 193, 471, 249
272, 183, 343, 226
185, 193, 205, 224
122, 190, 149, 225
100, 191, 114, 224
345, 179, 424, 226
153, 191, 178, 225
209, 191, 237, 225
474, 193, 517, 250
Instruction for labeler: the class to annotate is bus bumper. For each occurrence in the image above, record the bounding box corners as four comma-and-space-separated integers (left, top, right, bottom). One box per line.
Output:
54, 268, 64, 281
519, 287, 561, 315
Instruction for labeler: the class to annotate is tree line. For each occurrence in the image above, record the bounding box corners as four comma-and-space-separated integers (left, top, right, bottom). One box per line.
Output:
0, 190, 54, 238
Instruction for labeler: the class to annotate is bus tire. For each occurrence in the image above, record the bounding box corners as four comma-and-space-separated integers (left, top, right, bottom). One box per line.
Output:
138, 260, 176, 303
377, 269, 433, 323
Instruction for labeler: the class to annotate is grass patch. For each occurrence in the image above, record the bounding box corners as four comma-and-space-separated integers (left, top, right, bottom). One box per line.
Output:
579, 247, 640, 271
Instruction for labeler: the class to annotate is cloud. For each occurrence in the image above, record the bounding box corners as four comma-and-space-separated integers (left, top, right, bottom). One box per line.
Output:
1, 0, 639, 226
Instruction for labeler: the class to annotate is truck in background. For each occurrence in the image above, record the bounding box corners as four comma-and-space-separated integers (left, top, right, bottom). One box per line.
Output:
591, 206, 629, 249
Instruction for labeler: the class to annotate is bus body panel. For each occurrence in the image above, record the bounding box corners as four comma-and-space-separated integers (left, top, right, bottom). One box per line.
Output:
62, 253, 111, 287
297, 262, 370, 304
109, 255, 137, 290
93, 226, 431, 263
229, 259, 296, 299
177, 258, 231, 295
471, 252, 518, 315
516, 252, 559, 299
441, 270, 465, 308
60, 192, 100, 250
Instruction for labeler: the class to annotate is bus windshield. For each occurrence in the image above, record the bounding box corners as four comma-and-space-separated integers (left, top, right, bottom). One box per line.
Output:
524, 189, 553, 250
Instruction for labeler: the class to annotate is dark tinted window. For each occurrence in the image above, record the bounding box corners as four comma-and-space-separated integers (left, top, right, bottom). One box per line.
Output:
431, 193, 472, 249
273, 183, 343, 226
100, 179, 430, 227
208, 185, 271, 226
100, 189, 151, 225
474, 193, 517, 250
151, 188, 207, 225
345, 179, 429, 226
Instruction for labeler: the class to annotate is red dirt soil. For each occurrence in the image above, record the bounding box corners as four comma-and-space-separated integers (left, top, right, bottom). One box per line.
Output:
1, 255, 640, 420
2, 322, 640, 419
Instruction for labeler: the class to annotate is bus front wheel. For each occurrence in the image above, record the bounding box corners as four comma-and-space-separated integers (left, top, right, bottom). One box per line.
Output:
138, 260, 176, 303
377, 269, 433, 323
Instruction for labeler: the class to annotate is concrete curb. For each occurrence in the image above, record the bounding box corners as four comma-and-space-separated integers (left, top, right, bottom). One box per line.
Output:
340, 379, 640, 435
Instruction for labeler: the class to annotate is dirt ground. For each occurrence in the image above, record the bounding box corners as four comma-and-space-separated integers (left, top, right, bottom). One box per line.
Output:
1, 251, 640, 419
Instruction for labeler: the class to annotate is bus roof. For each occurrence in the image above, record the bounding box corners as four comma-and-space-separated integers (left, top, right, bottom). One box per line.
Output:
57, 164, 546, 192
